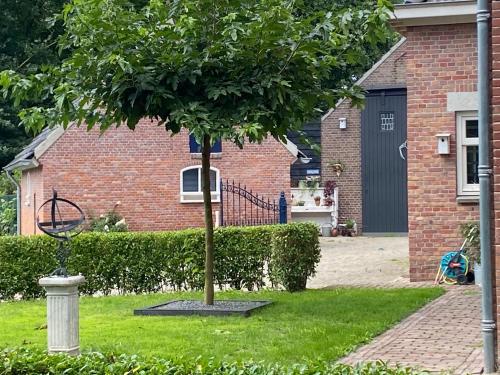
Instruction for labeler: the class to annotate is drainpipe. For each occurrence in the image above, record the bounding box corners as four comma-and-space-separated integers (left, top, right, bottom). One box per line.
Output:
5, 170, 20, 236
477, 0, 495, 373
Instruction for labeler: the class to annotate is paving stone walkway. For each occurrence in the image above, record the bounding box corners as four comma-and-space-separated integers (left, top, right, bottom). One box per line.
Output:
341, 286, 483, 374
309, 237, 484, 373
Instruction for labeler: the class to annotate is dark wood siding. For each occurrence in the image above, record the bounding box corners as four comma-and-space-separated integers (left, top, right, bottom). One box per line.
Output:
288, 119, 321, 186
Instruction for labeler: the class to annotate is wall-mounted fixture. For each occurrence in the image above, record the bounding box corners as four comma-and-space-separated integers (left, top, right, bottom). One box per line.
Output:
435, 133, 451, 155
339, 118, 347, 130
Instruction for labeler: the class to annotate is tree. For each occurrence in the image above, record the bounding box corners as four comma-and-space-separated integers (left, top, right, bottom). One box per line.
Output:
0, 0, 67, 168
1, 0, 393, 304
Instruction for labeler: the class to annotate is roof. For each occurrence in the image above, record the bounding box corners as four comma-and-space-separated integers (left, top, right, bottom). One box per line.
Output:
392, 0, 477, 27
321, 37, 407, 121
4, 124, 306, 171
3, 126, 65, 171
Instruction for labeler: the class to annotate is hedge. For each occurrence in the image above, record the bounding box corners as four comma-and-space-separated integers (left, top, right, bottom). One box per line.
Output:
0, 223, 321, 299
0, 348, 426, 375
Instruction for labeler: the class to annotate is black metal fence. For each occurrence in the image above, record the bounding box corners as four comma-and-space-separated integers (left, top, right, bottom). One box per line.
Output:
220, 180, 287, 227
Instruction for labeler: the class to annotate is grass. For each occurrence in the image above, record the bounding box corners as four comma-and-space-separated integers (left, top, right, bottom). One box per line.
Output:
0, 288, 443, 364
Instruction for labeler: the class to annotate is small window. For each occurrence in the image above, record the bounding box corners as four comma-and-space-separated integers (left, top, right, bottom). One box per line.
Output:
189, 135, 222, 153
180, 166, 220, 203
457, 112, 479, 197
380, 112, 394, 132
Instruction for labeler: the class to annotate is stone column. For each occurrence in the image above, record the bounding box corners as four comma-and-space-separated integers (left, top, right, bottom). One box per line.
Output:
39, 275, 85, 355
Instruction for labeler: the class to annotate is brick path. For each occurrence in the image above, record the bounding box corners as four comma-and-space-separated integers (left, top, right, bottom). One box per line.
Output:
341, 286, 483, 374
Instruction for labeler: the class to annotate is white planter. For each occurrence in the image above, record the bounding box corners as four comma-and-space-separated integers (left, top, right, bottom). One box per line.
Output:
474, 262, 482, 286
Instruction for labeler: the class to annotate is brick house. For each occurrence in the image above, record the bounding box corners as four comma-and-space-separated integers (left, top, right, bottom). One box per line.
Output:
323, 0, 479, 282
390, 0, 480, 282
4, 120, 299, 234
321, 38, 408, 234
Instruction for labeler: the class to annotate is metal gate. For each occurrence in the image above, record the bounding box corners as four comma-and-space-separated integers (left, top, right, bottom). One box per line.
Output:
220, 180, 287, 226
361, 89, 408, 233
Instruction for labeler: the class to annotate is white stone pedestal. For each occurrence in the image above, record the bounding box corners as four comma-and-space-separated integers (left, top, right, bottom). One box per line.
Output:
39, 275, 85, 355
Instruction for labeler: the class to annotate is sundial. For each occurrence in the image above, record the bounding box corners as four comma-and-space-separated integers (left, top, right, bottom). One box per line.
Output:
36, 190, 85, 277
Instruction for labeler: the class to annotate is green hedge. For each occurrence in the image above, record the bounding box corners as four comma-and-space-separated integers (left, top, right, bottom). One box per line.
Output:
0, 348, 426, 375
0, 223, 321, 299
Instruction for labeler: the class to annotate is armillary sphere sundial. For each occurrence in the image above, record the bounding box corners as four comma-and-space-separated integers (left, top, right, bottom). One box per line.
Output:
36, 190, 85, 277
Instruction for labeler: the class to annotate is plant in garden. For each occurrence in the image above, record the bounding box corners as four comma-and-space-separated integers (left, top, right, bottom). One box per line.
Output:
345, 219, 356, 230
0, 198, 16, 236
0, 0, 393, 304
0, 223, 319, 299
89, 211, 128, 232
0, 171, 20, 195
461, 221, 480, 265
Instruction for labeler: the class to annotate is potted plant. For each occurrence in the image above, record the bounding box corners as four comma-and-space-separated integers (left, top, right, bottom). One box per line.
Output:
297, 200, 305, 206
345, 219, 355, 230
324, 196, 334, 207
461, 221, 480, 285
305, 176, 320, 196
314, 196, 321, 206
342, 219, 356, 237
323, 180, 336, 207
328, 161, 345, 177
331, 226, 339, 237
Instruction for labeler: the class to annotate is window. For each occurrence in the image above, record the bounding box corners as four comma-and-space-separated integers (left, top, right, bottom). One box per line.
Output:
180, 166, 220, 203
457, 112, 479, 197
380, 112, 394, 132
189, 135, 222, 153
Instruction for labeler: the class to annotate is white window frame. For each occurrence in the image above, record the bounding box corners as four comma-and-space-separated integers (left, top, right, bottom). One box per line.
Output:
456, 111, 479, 197
180, 166, 220, 203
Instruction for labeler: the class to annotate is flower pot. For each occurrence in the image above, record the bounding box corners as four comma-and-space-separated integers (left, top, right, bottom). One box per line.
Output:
474, 262, 482, 286
314, 199, 321, 206
331, 228, 338, 237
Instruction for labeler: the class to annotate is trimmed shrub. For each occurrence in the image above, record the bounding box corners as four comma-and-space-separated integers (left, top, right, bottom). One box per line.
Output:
0, 223, 320, 299
270, 223, 321, 292
0, 348, 426, 375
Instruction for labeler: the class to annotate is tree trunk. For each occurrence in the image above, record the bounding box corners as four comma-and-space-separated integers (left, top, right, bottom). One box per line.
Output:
202, 134, 215, 305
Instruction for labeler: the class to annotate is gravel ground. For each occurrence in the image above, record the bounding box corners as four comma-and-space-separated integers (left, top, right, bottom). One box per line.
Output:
153, 300, 270, 311
307, 235, 428, 288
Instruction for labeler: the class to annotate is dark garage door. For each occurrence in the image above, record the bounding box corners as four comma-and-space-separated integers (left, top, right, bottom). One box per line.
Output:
361, 89, 408, 233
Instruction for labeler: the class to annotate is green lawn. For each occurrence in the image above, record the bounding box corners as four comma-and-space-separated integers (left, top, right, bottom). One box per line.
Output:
0, 288, 443, 364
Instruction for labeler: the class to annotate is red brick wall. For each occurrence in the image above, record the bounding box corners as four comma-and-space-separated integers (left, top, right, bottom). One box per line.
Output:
322, 103, 362, 228
405, 24, 479, 281
321, 40, 407, 231
361, 41, 407, 90
21, 121, 294, 232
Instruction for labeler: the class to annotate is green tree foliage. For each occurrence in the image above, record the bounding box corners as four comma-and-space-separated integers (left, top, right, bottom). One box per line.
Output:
296, 0, 402, 94
0, 197, 16, 236
1, 0, 393, 304
0, 0, 67, 168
